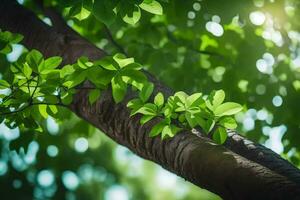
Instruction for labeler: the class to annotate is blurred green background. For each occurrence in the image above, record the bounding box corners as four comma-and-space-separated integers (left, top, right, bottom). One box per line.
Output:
1, 0, 300, 199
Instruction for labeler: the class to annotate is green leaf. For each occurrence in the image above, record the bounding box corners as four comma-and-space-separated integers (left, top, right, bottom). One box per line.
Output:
23, 63, 32, 79
139, 0, 163, 15
38, 104, 48, 119
185, 112, 197, 128
136, 103, 157, 115
92, 0, 117, 26
219, 117, 237, 129
140, 115, 155, 124
212, 127, 227, 144
60, 65, 75, 78
161, 124, 181, 139
72, 5, 91, 20
124, 63, 143, 70
214, 102, 243, 117
77, 56, 93, 69
121, 69, 147, 84
139, 83, 154, 102
205, 119, 216, 133
207, 90, 225, 111
113, 53, 135, 68
161, 125, 172, 139
174, 91, 188, 104
122, 5, 141, 25
40, 56, 62, 72
63, 71, 86, 88
49, 105, 58, 114
149, 121, 165, 137
0, 79, 10, 89
88, 89, 101, 105
186, 93, 203, 107
111, 76, 127, 103
95, 57, 118, 70
127, 98, 144, 116
154, 92, 164, 107
26, 49, 43, 72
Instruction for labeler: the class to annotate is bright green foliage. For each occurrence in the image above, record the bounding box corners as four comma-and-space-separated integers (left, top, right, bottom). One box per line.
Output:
3, 0, 300, 199
139, 0, 163, 15
128, 89, 242, 142
0, 29, 242, 144
63, 0, 164, 25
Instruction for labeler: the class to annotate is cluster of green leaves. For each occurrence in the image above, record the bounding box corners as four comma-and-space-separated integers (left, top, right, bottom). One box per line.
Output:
0, 31, 149, 131
61, 0, 164, 25
0, 30, 242, 144
128, 89, 242, 143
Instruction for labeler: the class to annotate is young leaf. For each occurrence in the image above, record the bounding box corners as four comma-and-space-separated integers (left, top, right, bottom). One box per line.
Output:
38, 104, 48, 119
77, 56, 93, 69
43, 56, 62, 71
124, 63, 143, 70
127, 98, 144, 116
49, 105, 58, 115
122, 5, 141, 25
139, 0, 163, 15
139, 83, 154, 102
121, 69, 147, 84
88, 89, 101, 105
113, 53, 134, 68
205, 119, 216, 133
185, 112, 198, 128
135, 103, 157, 115
72, 5, 91, 21
95, 57, 118, 70
174, 91, 188, 103
212, 127, 227, 144
154, 92, 164, 107
26, 49, 43, 72
161, 125, 172, 139
186, 93, 203, 107
111, 76, 127, 103
149, 121, 165, 137
219, 117, 237, 129
0, 79, 10, 89
140, 115, 155, 125
161, 124, 181, 139
214, 102, 243, 117
23, 63, 32, 79
207, 89, 225, 111
60, 65, 75, 78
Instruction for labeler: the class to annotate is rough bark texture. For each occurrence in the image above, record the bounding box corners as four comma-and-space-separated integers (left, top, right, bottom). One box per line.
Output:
1, 1, 300, 199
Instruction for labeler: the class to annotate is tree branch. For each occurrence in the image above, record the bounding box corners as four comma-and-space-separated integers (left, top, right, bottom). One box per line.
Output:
1, 1, 300, 199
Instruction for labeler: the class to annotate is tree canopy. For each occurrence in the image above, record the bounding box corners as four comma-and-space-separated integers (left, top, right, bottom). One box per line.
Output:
1, 0, 300, 199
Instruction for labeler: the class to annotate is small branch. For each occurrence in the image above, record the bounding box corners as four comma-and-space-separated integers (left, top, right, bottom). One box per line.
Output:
0, 102, 66, 116
29, 75, 39, 104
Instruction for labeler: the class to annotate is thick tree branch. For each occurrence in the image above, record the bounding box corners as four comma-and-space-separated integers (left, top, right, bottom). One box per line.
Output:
1, 1, 300, 199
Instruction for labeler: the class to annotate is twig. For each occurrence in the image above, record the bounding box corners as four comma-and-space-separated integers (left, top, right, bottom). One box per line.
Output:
0, 102, 66, 116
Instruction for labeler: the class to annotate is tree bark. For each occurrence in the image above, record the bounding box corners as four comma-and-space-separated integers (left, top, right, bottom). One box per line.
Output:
1, 1, 300, 199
